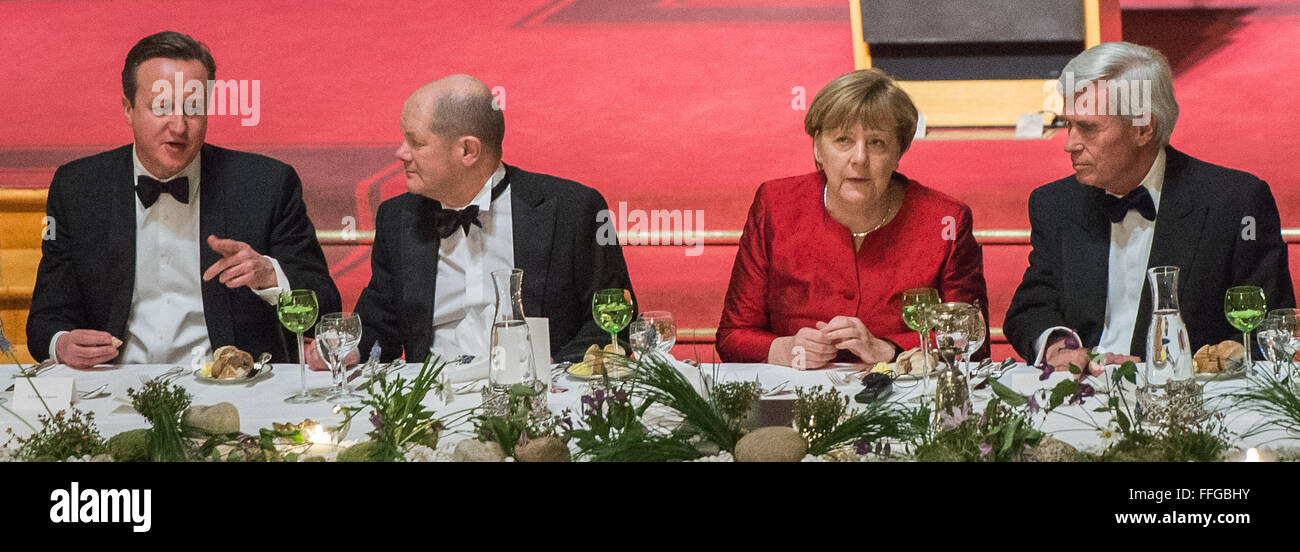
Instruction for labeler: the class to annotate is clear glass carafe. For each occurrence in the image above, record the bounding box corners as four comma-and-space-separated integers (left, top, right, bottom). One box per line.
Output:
487, 269, 542, 414
1140, 266, 1196, 424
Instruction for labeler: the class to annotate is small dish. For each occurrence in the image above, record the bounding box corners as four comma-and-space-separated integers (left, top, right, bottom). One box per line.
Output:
193, 365, 274, 385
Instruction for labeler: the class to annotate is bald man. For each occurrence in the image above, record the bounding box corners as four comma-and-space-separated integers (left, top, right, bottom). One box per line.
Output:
345, 75, 635, 370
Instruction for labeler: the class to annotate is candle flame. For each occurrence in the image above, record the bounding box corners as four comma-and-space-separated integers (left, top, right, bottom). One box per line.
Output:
1245, 448, 1261, 462
305, 423, 332, 445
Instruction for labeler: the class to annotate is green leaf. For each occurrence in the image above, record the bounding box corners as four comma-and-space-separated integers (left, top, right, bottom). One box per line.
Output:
1116, 410, 1131, 433
1068, 364, 1081, 376
1118, 362, 1138, 384
1000, 418, 1020, 454
1047, 379, 1079, 411
988, 378, 1027, 407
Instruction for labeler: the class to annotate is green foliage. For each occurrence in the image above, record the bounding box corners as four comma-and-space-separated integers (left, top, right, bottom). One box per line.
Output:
6, 409, 106, 461
1228, 371, 1300, 439
712, 381, 760, 428
913, 398, 1044, 462
127, 379, 194, 462
339, 354, 452, 462
106, 428, 151, 462
473, 384, 563, 458
792, 386, 846, 446
623, 353, 743, 452
565, 386, 703, 462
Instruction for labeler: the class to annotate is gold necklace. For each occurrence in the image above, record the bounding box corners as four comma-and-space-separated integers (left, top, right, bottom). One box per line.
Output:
824, 185, 896, 238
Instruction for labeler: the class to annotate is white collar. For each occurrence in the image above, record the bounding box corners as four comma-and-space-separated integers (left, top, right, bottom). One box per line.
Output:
1106, 148, 1166, 213
465, 163, 507, 212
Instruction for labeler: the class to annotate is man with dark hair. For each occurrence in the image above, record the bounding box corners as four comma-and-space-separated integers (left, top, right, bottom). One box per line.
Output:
27, 30, 340, 367
330, 74, 634, 375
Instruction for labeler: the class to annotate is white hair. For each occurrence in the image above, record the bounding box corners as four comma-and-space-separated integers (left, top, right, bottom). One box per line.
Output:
1058, 41, 1179, 147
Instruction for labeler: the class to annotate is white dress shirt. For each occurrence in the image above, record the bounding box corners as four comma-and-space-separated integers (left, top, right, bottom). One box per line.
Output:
50, 147, 290, 365
431, 164, 514, 377
1034, 149, 1166, 363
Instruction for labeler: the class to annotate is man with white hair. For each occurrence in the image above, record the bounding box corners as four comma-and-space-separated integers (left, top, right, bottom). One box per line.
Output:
1004, 41, 1295, 371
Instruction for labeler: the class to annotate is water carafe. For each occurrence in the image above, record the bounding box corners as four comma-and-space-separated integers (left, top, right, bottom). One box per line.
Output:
1140, 266, 1195, 424
489, 269, 541, 408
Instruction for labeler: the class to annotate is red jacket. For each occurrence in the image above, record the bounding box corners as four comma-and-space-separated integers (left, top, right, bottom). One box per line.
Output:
717, 171, 989, 363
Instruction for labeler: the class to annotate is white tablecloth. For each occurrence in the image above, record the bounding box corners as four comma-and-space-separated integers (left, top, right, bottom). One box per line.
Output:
1, 362, 1294, 453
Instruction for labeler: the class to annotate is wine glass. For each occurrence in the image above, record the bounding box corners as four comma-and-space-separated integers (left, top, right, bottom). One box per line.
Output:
1267, 309, 1300, 377
1255, 317, 1281, 377
901, 287, 940, 400
963, 304, 987, 373
317, 312, 363, 404
1224, 286, 1266, 367
592, 289, 634, 352
930, 302, 976, 405
629, 311, 676, 356
278, 289, 321, 404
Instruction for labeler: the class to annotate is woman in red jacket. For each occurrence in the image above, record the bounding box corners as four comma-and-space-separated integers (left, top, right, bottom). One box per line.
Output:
717, 69, 988, 369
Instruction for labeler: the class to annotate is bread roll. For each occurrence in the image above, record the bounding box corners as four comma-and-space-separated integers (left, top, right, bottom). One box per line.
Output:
211, 345, 254, 379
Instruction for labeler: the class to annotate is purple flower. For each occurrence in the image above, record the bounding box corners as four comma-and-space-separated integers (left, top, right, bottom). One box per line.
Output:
1062, 334, 1081, 350
1027, 393, 1041, 415
613, 389, 628, 404
855, 440, 872, 455
978, 443, 993, 458
581, 390, 609, 414
1037, 361, 1054, 381
940, 403, 970, 429
1068, 382, 1096, 406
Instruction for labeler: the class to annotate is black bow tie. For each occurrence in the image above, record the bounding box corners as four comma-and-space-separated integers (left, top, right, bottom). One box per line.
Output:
136, 175, 190, 208
433, 176, 510, 239
1102, 186, 1156, 223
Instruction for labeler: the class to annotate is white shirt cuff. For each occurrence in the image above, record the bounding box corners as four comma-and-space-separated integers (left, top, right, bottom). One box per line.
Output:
1034, 326, 1081, 366
252, 256, 292, 305
49, 330, 69, 363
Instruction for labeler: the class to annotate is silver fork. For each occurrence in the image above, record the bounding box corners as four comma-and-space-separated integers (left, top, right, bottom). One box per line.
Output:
77, 384, 110, 399
153, 366, 186, 384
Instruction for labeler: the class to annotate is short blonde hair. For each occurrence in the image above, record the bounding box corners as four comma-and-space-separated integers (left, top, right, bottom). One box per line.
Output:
804, 69, 918, 153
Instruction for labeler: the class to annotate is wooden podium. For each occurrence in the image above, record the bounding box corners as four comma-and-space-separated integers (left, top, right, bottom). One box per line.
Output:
851, 0, 1121, 129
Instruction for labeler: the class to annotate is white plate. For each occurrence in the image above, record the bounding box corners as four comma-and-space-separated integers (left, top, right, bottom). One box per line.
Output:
1194, 369, 1246, 382
192, 366, 274, 385
566, 361, 631, 380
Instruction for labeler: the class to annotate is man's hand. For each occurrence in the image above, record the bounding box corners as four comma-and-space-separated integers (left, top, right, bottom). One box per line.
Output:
203, 235, 277, 290
768, 327, 837, 370
1043, 338, 1094, 375
817, 316, 894, 365
303, 337, 359, 372
55, 330, 119, 369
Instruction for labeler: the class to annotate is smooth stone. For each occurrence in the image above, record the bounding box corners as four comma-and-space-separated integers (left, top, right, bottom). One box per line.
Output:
515, 436, 571, 462
453, 439, 505, 462
184, 402, 240, 434
734, 426, 808, 462
1025, 436, 1079, 462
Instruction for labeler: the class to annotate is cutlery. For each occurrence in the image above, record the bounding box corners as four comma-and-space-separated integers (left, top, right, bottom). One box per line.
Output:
550, 363, 571, 394
76, 384, 110, 399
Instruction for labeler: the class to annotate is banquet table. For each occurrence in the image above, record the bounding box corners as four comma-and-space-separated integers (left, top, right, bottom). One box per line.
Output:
1, 361, 1295, 455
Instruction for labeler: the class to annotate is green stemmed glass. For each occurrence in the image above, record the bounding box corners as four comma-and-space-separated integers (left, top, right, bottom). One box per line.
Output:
901, 287, 940, 401
279, 289, 321, 404
592, 289, 634, 351
1225, 285, 1266, 367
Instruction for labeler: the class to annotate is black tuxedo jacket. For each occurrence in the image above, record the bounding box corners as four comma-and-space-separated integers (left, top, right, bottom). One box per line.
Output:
1004, 147, 1295, 360
26, 144, 342, 363
356, 164, 636, 364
